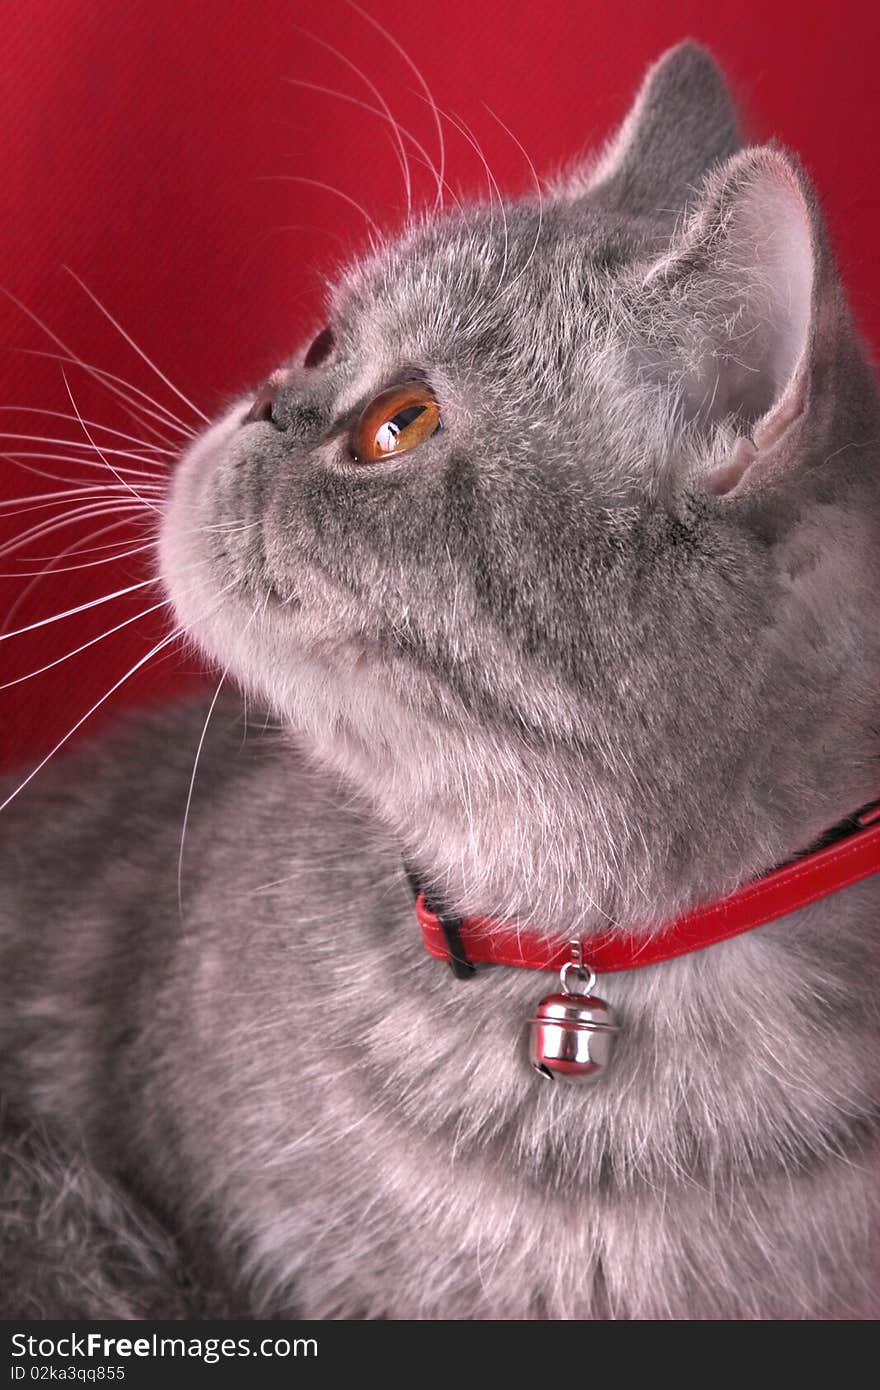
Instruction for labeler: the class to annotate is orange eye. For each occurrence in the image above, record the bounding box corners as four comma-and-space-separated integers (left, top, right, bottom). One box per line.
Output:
350, 383, 441, 463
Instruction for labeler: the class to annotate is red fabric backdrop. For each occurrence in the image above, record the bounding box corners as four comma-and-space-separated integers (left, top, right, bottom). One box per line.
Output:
2, 0, 879, 772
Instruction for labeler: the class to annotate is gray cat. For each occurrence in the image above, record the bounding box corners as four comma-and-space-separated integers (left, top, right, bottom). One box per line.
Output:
2, 41, 879, 1319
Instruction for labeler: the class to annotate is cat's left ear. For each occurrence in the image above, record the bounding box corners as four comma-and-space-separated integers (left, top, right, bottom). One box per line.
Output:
552, 42, 741, 216
641, 145, 846, 494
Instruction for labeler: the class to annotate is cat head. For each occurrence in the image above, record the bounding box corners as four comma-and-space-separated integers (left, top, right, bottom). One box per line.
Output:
160, 42, 880, 934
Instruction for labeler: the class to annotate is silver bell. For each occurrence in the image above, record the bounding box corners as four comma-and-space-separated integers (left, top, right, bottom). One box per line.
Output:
528, 945, 620, 1083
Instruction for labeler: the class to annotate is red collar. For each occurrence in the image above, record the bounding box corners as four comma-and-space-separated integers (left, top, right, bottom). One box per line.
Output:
415, 799, 880, 977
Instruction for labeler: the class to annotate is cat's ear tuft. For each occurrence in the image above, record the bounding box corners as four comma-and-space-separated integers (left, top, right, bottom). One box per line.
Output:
555, 42, 741, 216
642, 145, 835, 493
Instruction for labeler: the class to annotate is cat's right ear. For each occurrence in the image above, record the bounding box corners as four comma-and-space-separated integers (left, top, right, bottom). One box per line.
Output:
640, 144, 849, 495
552, 42, 741, 217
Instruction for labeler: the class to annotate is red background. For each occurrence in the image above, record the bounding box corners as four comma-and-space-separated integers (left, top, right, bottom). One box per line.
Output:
2, 0, 879, 773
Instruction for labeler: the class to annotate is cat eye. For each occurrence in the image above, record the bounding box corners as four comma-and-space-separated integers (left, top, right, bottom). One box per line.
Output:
304, 325, 335, 369
350, 383, 441, 464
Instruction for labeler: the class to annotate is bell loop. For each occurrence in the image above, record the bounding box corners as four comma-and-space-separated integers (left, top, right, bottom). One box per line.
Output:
559, 940, 596, 996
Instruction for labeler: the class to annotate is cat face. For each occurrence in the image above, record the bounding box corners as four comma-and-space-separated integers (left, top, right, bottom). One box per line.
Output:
162, 200, 678, 713
160, 43, 880, 928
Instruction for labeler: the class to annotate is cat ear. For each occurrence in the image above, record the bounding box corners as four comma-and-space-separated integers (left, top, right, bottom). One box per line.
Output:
641, 145, 835, 493
555, 42, 740, 215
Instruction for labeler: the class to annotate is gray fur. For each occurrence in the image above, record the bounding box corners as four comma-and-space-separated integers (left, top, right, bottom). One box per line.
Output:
1, 42, 879, 1318
0, 1112, 212, 1319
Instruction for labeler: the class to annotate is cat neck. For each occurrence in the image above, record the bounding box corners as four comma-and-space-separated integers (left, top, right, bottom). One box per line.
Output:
310, 709, 878, 940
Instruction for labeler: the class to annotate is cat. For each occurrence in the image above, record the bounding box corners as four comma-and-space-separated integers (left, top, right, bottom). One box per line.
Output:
1, 38, 879, 1320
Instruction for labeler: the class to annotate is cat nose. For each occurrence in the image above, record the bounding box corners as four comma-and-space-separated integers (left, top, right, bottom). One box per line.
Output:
242, 382, 286, 430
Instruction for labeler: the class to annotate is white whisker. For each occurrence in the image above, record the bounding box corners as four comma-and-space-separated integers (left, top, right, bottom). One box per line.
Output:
12, 346, 195, 443
259, 176, 383, 243
290, 25, 412, 216
1, 453, 146, 496
63, 268, 211, 427
0, 501, 148, 561
1, 514, 247, 578
0, 407, 173, 455
0, 573, 160, 641
282, 77, 457, 211
1, 452, 161, 495
177, 665, 230, 917
0, 485, 160, 514
0, 538, 157, 578
445, 107, 508, 294
25, 528, 161, 558
0, 437, 163, 475
62, 368, 162, 514
348, 0, 447, 212
0, 596, 170, 690
0, 516, 152, 637
483, 101, 544, 298
0, 623, 185, 815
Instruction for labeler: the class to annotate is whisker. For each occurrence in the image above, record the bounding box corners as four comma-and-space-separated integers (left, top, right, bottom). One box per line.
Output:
0, 501, 149, 561
258, 176, 383, 243
483, 101, 544, 299
0, 622, 186, 815
1, 452, 161, 496
0, 407, 174, 455
0, 484, 162, 514
63, 268, 211, 426
0, 538, 158, 578
23, 529, 162, 558
62, 368, 163, 514
196, 519, 261, 534
0, 572, 159, 641
116, 400, 188, 451
0, 436, 162, 473
444, 106, 509, 294
281, 77, 458, 211
348, 0, 447, 212
0, 511, 250, 575
0, 595, 170, 690
1, 455, 148, 496
10, 346, 196, 443
9, 512, 255, 561
177, 664, 230, 917
176, 586, 262, 916
290, 25, 412, 217
0, 516, 152, 637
